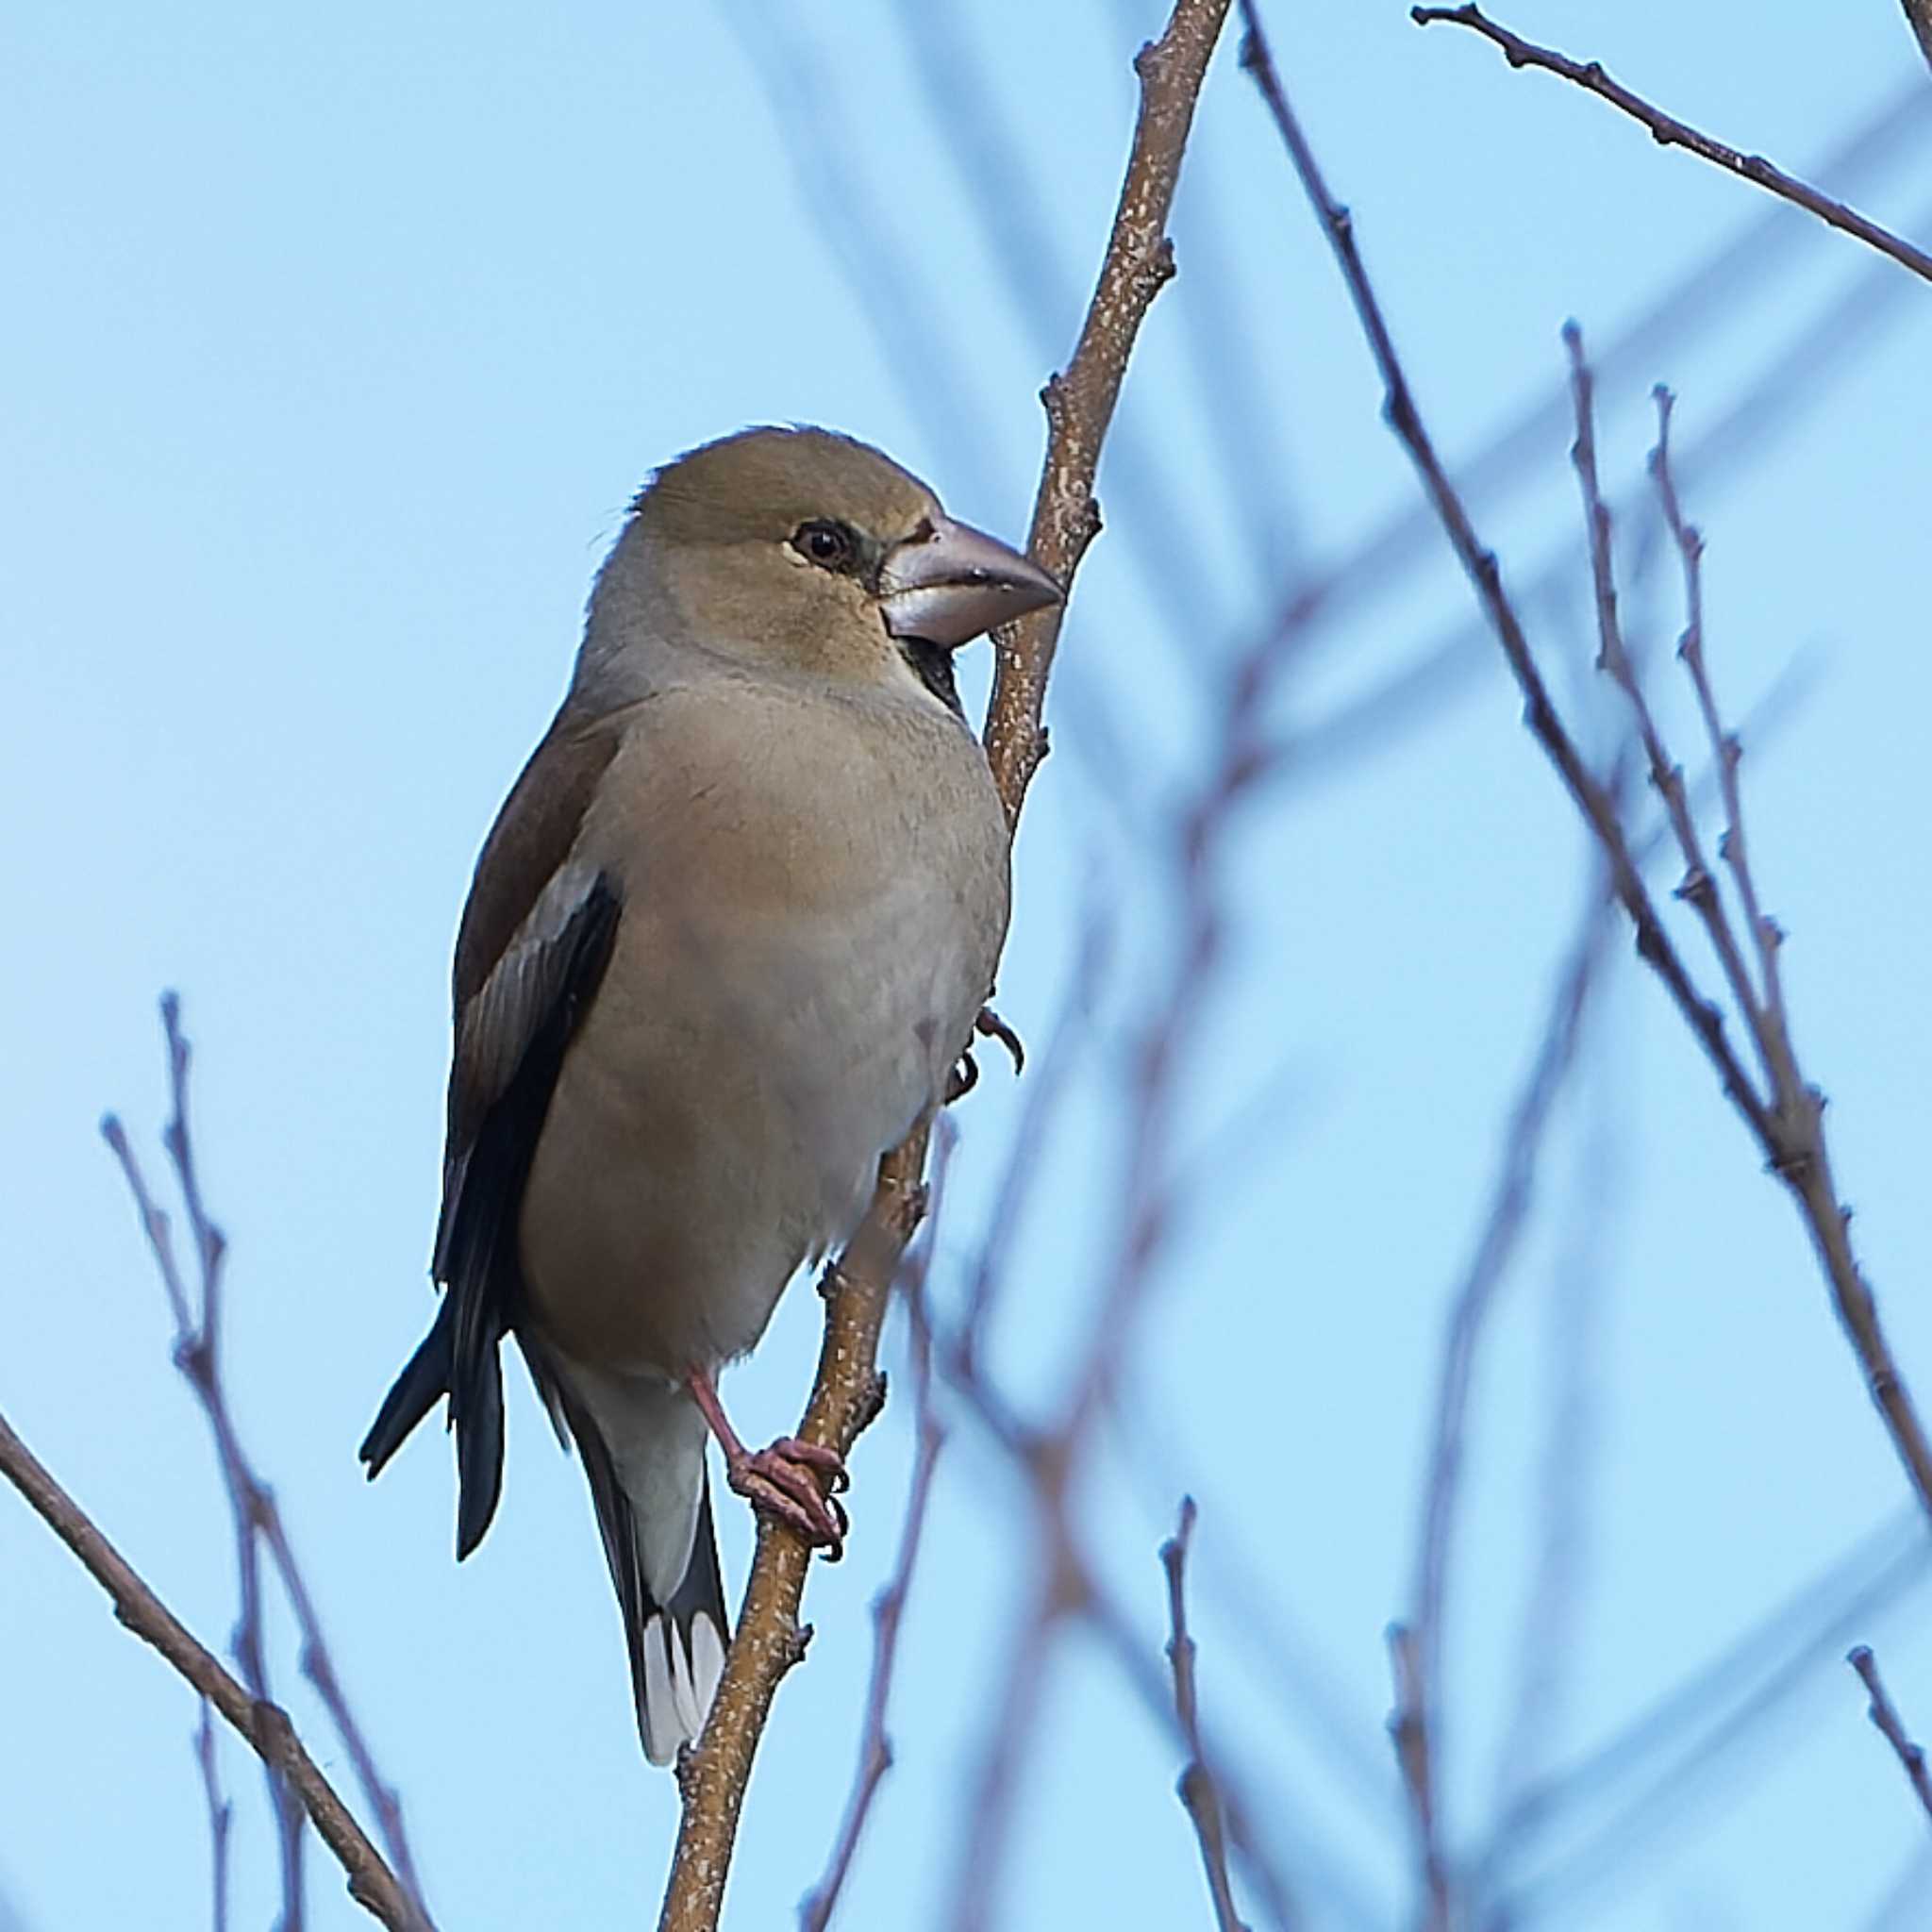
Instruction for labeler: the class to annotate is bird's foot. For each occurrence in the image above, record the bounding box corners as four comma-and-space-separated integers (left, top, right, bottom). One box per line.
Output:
724, 1437, 849, 1557
948, 1004, 1024, 1103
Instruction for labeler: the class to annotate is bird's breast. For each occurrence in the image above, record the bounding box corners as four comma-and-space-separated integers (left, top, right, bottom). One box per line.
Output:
519, 679, 1008, 1378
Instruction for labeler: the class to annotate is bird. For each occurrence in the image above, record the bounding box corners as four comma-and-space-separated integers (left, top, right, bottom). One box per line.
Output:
359, 425, 1059, 1764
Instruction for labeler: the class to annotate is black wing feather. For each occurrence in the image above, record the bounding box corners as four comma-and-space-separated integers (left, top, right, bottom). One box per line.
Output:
359, 873, 621, 1558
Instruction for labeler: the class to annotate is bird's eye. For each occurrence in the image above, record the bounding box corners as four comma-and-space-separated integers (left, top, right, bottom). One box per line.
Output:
791, 519, 857, 572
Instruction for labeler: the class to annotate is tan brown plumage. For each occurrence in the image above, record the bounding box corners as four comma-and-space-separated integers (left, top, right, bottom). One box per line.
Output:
361, 426, 1058, 1762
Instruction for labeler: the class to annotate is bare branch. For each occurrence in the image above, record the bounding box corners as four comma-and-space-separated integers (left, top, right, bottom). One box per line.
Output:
1564, 329, 1772, 1088
1162, 1500, 1252, 1932
983, 0, 1235, 825
1239, 0, 1932, 1532
105, 1055, 306, 1929
655, 8, 1230, 1925
1410, 5, 1932, 285
0, 1409, 426, 1931
104, 996, 429, 1920
1849, 1647, 1932, 1828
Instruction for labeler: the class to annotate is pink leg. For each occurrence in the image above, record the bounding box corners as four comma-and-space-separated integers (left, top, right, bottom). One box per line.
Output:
687, 1369, 848, 1556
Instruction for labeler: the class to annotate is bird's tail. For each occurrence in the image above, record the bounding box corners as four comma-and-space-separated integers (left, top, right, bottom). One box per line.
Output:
553, 1368, 727, 1765
359, 1288, 508, 1560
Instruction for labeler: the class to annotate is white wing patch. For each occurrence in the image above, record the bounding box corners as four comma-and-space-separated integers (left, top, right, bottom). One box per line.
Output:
458, 858, 606, 1113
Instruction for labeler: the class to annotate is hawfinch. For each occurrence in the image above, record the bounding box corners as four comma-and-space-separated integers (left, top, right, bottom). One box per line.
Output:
361, 427, 1058, 1762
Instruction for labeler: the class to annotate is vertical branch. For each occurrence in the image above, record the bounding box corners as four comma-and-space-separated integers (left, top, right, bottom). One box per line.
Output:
982, 0, 1234, 825
656, 8, 1230, 1927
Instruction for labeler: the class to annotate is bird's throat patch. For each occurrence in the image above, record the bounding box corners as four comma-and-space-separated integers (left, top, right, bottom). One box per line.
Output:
897, 638, 963, 718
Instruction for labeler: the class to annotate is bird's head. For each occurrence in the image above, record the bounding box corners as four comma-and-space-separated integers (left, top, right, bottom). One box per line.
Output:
583, 426, 1061, 709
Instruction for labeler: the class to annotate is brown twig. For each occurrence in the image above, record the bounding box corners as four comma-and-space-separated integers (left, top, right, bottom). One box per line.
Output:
103, 995, 429, 1922
1162, 1500, 1252, 1932
1245, 75, 1927, 692
1641, 391, 1932, 1526
982, 0, 1234, 827
0, 1409, 426, 1931
1848, 1647, 1932, 1827
655, 6, 1228, 1926
1565, 334, 1773, 1093
1410, 5, 1932, 286
1239, 2, 1932, 1533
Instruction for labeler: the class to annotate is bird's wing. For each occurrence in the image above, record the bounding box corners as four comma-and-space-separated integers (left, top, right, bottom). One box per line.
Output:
360, 715, 623, 1556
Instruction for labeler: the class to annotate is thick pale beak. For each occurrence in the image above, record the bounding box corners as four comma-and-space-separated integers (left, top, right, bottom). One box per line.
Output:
878, 516, 1062, 649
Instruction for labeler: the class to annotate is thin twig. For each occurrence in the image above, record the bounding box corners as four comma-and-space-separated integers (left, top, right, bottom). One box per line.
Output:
1410, 5, 1932, 285
103, 995, 429, 1920
1161, 1500, 1252, 1932
104, 1050, 307, 1931
1264, 197, 1924, 812
1641, 397, 1932, 1526
1243, 76, 1928, 689
0, 1409, 426, 1932
1849, 1647, 1932, 1827
656, 18, 1227, 1923
1649, 389, 1784, 1024
1564, 328, 1773, 1091
1240, 0, 1932, 1533
1237, 2, 1770, 1143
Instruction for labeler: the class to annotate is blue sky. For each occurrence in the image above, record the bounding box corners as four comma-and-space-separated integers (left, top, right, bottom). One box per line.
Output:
5, 3, 1932, 1927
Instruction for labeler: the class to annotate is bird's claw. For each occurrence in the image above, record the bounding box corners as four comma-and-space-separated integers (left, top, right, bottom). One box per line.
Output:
974, 1004, 1025, 1074
945, 1047, 980, 1104
726, 1437, 849, 1557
